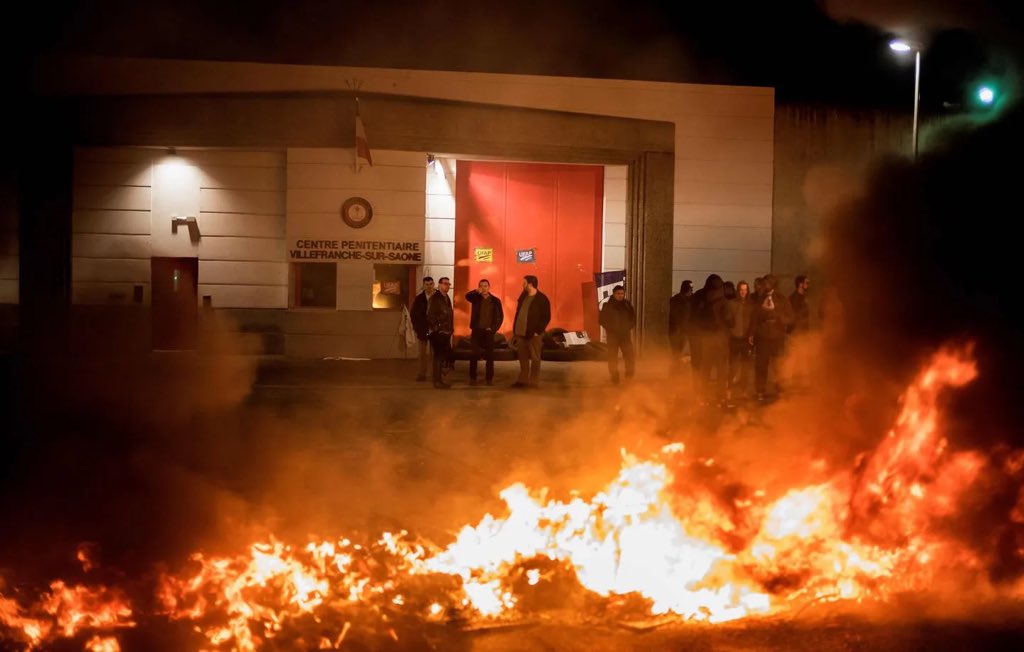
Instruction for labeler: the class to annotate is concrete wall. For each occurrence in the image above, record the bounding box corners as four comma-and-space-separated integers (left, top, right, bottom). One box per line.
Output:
38, 56, 772, 302
71, 147, 287, 308
602, 165, 627, 272
285, 148, 425, 358
772, 104, 911, 302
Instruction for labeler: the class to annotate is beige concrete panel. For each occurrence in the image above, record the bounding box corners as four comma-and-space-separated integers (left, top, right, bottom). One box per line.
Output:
199, 260, 287, 286
422, 264, 454, 282
425, 194, 455, 219
198, 165, 285, 191
201, 188, 285, 215
286, 309, 405, 335
73, 210, 151, 235
71, 281, 150, 305
73, 160, 152, 187
603, 199, 627, 224
337, 262, 375, 285
198, 284, 288, 309
603, 222, 626, 247
288, 188, 423, 217
178, 150, 284, 168
287, 148, 424, 167
605, 165, 628, 180
676, 181, 772, 207
604, 177, 627, 201
676, 137, 774, 163
151, 157, 201, 257
676, 115, 773, 142
75, 147, 156, 164
425, 217, 455, 242
198, 213, 285, 238
0, 255, 17, 279
72, 258, 149, 283
673, 226, 771, 250
199, 236, 286, 262
674, 202, 772, 228
73, 233, 151, 259
73, 185, 151, 211
672, 247, 770, 272
0, 279, 17, 304
288, 163, 424, 192
426, 170, 456, 195
604, 246, 625, 270
676, 159, 774, 185
338, 283, 372, 311
424, 241, 455, 265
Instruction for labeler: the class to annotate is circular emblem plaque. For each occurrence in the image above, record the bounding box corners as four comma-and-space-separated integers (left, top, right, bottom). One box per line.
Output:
340, 197, 373, 228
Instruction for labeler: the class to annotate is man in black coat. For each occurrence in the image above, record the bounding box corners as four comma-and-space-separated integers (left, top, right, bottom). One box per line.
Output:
464, 279, 504, 385
410, 276, 436, 381
668, 279, 693, 371
511, 275, 551, 388
426, 277, 455, 389
600, 285, 637, 384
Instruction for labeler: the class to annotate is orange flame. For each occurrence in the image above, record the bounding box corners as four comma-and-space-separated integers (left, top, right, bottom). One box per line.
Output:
2, 344, 1021, 650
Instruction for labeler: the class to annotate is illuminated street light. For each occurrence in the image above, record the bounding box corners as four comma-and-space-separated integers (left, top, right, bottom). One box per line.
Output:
890, 39, 922, 159
978, 85, 995, 105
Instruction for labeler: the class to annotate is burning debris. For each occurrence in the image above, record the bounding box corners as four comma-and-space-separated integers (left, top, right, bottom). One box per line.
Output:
2, 346, 1022, 651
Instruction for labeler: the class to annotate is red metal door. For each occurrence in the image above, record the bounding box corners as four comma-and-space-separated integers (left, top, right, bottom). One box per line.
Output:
455, 162, 603, 336
151, 257, 199, 350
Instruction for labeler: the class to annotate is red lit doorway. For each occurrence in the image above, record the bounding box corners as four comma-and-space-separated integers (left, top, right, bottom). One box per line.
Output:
151, 257, 199, 350
454, 161, 603, 336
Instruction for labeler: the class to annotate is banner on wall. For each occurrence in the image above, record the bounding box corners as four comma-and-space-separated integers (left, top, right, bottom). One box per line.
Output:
288, 238, 423, 262
595, 270, 626, 310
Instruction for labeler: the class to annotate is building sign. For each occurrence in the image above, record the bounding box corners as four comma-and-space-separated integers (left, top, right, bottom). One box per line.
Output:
516, 248, 536, 264
289, 239, 423, 262
474, 247, 494, 263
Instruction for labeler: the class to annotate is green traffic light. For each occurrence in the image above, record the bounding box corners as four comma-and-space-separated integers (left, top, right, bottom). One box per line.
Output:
978, 86, 995, 105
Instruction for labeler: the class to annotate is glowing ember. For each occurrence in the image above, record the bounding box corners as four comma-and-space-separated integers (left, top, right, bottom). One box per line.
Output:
2, 345, 1022, 650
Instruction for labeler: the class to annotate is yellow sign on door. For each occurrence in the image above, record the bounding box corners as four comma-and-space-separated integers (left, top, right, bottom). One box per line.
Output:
474, 247, 494, 263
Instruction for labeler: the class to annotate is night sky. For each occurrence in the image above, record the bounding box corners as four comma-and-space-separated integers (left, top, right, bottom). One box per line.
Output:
5, 0, 1023, 112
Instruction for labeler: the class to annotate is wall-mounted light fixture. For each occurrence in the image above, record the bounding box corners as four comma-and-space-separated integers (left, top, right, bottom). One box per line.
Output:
171, 214, 201, 242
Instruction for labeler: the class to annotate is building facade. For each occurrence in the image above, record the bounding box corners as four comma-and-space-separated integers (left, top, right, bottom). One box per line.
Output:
8, 56, 775, 357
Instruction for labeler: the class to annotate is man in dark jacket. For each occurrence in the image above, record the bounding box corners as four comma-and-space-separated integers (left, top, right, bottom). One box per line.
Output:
747, 274, 794, 401
511, 275, 551, 388
426, 276, 455, 389
668, 280, 693, 371
410, 276, 436, 381
788, 274, 811, 334
692, 275, 732, 404
464, 279, 504, 386
600, 285, 636, 384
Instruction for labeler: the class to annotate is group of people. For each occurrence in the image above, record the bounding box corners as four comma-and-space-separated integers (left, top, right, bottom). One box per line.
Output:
669, 273, 811, 403
408, 270, 813, 399
410, 274, 551, 389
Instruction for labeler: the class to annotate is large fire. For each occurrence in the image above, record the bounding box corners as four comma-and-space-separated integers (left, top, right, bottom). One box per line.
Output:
2, 346, 1023, 650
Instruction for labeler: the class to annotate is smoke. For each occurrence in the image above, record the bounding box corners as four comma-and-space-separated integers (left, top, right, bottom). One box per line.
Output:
822, 0, 1018, 41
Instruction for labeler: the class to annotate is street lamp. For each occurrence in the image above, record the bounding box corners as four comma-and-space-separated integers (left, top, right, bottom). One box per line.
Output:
889, 39, 921, 158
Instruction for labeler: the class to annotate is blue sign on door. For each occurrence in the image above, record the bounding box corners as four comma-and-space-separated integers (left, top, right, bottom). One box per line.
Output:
516, 248, 536, 263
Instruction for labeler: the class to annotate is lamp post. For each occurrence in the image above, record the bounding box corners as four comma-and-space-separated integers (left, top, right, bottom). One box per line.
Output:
890, 39, 921, 158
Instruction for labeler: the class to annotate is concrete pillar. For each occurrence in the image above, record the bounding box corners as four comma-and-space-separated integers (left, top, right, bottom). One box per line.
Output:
627, 151, 674, 351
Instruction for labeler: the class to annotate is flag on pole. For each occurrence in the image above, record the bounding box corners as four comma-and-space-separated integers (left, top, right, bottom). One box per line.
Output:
355, 98, 373, 169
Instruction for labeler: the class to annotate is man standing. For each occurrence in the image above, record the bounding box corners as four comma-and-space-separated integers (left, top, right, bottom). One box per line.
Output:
427, 277, 455, 389
728, 280, 754, 398
511, 275, 551, 388
789, 275, 811, 335
668, 280, 693, 371
410, 276, 435, 382
465, 279, 504, 386
600, 285, 636, 384
747, 275, 794, 402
